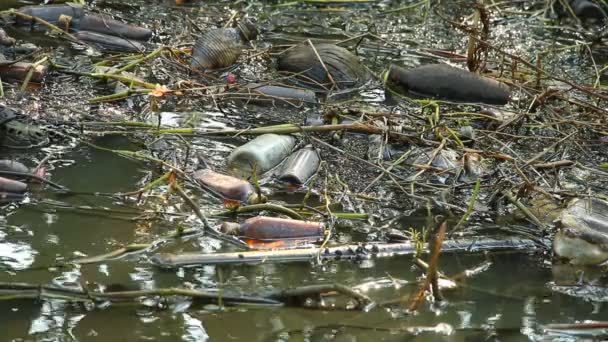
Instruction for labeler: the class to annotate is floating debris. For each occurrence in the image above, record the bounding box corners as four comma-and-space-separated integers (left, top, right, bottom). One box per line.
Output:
278, 145, 320, 185
553, 197, 608, 265
277, 43, 369, 91
386, 64, 510, 105
193, 169, 265, 204
74, 30, 146, 52
227, 133, 296, 177
221, 216, 325, 240
190, 19, 258, 70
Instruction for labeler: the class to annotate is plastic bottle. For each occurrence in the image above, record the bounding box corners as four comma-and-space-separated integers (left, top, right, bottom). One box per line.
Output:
279, 145, 320, 185
0, 160, 30, 174
17, 4, 84, 26
73, 31, 145, 52
227, 134, 296, 177
221, 216, 325, 240
69, 15, 152, 40
191, 19, 258, 70
386, 64, 510, 105
277, 43, 369, 91
569, 0, 606, 21
228, 83, 317, 106
193, 169, 265, 204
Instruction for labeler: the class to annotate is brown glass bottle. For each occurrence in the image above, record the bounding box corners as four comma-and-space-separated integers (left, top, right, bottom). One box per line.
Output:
221, 217, 325, 240
193, 169, 264, 204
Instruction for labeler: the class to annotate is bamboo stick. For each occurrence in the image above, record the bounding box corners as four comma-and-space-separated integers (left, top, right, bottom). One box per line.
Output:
151, 237, 542, 267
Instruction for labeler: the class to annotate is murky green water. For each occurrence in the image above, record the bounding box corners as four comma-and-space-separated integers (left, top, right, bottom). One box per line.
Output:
0, 0, 606, 341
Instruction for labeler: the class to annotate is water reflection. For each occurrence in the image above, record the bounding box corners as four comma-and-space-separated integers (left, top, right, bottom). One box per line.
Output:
0, 230, 35, 271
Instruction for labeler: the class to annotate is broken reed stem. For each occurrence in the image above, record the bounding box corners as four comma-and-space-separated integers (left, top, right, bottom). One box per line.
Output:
216, 203, 304, 220
171, 181, 212, 230
120, 172, 172, 197
111, 46, 167, 75
71, 244, 150, 264
307, 39, 339, 92
0, 282, 282, 306
273, 283, 375, 310
382, 0, 429, 13
524, 132, 575, 166
502, 190, 546, 230
0, 281, 375, 310
84, 122, 421, 144
452, 178, 481, 233
408, 221, 448, 311
20, 56, 48, 92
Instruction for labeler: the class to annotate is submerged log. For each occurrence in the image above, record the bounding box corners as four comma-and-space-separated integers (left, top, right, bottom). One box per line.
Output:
386, 64, 510, 105
151, 237, 541, 267
277, 43, 370, 91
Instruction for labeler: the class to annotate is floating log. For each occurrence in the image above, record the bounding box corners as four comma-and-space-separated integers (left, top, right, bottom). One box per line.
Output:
151, 237, 541, 268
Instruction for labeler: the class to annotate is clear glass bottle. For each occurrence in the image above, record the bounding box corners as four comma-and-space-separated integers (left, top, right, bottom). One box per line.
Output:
227, 134, 296, 178
279, 145, 320, 185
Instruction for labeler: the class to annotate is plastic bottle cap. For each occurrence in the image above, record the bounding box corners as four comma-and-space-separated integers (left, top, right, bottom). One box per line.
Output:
220, 222, 241, 235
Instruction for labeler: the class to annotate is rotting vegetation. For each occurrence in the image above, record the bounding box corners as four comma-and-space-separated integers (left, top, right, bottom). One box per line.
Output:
0, 0, 606, 340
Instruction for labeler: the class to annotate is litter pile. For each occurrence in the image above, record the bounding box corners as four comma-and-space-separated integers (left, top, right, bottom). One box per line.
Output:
0, 0, 606, 322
